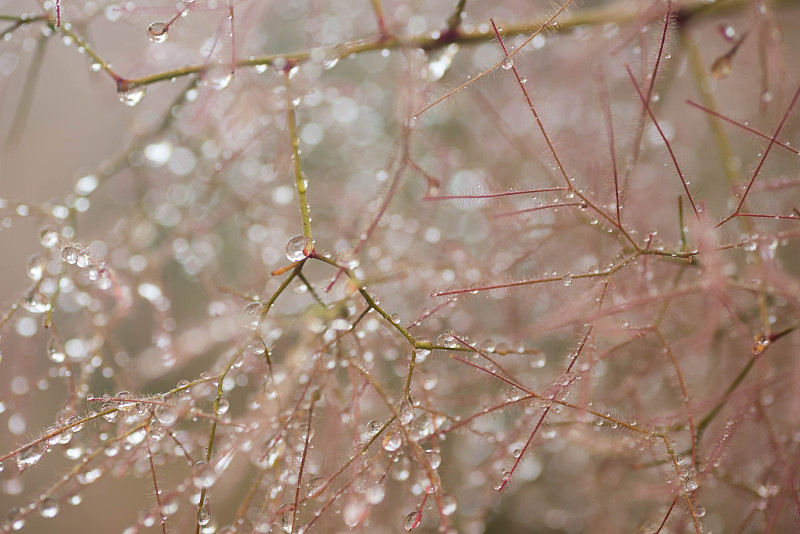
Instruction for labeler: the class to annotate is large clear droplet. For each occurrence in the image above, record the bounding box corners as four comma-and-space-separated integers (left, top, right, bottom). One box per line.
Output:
285, 235, 313, 262
61, 246, 79, 264
23, 291, 51, 314
366, 420, 382, 434
147, 21, 168, 43
204, 67, 233, 90
247, 337, 266, 355
382, 431, 401, 451
38, 498, 59, 518
441, 494, 457, 515
403, 510, 420, 531
192, 461, 217, 489
17, 447, 43, 469
47, 338, 65, 363
196, 506, 210, 526
26, 253, 47, 280
243, 302, 265, 330
398, 399, 414, 425
118, 86, 146, 106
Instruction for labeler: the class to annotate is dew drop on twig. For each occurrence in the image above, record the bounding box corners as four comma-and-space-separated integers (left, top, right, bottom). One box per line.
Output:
118, 86, 146, 106
147, 21, 168, 43
404, 510, 421, 531
38, 498, 59, 518
398, 398, 414, 424
285, 235, 313, 262
196, 506, 210, 526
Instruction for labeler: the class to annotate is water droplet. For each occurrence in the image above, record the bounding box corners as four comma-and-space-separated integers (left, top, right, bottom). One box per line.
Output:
398, 399, 414, 424
367, 420, 382, 434
118, 86, 146, 106
26, 253, 47, 280
382, 431, 402, 451
61, 246, 79, 264
101, 404, 118, 422
76, 250, 90, 268
7, 508, 25, 531
196, 506, 210, 526
365, 482, 385, 504
321, 56, 339, 70
23, 291, 50, 314
404, 510, 421, 531
75, 174, 99, 195
147, 21, 168, 43
343, 498, 368, 527
192, 461, 217, 488
38, 498, 59, 518
426, 449, 441, 469
441, 494, 457, 515
305, 476, 327, 499
711, 55, 732, 80
247, 337, 266, 355
501, 57, 513, 70
436, 329, 458, 348
243, 302, 265, 330
561, 274, 573, 286
335, 248, 359, 269
17, 446, 43, 470
285, 235, 313, 262
204, 67, 233, 90
47, 338, 65, 363
752, 333, 770, 355
39, 226, 60, 248
116, 391, 136, 411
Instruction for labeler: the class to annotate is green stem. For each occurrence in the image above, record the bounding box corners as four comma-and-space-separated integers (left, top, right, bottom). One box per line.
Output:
195, 265, 300, 534
115, 0, 769, 90
285, 74, 312, 240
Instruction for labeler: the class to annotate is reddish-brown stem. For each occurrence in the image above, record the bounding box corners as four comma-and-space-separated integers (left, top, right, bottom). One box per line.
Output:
717, 79, 800, 227
686, 100, 799, 155
415, 0, 576, 118
653, 328, 697, 467
423, 187, 567, 201
490, 18, 572, 191
432, 253, 637, 297
655, 496, 679, 533
736, 213, 800, 220
494, 201, 586, 219
325, 130, 410, 292
595, 67, 621, 225
646, 0, 671, 105
146, 440, 168, 534
625, 64, 699, 219
498, 327, 592, 490
291, 399, 315, 533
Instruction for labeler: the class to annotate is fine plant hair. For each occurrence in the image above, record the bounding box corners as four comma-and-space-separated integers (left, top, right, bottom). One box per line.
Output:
2, 0, 800, 533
